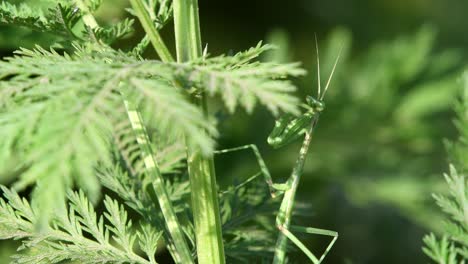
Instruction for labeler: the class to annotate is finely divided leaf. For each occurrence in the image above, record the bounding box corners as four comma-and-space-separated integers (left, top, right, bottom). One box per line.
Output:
0, 46, 214, 222
177, 43, 305, 115
0, 187, 160, 263
0, 2, 82, 40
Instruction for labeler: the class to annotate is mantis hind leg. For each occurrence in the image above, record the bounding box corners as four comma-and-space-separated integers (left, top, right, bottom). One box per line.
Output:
276, 224, 338, 264
214, 144, 289, 198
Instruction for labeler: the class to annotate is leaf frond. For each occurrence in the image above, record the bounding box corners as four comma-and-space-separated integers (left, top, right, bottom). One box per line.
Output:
0, 2, 82, 40
0, 186, 161, 264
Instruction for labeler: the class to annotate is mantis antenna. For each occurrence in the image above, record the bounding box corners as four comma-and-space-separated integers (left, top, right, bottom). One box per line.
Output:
315, 34, 321, 98
320, 45, 343, 101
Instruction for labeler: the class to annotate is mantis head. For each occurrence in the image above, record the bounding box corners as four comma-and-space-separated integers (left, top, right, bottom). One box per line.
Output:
306, 96, 325, 112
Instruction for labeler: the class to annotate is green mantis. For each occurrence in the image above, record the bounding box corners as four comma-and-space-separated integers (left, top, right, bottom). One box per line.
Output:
216, 38, 342, 263
270, 39, 342, 264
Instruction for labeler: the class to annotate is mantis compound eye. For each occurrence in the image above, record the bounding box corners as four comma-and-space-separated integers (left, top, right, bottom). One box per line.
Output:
306, 96, 325, 112
315, 101, 325, 112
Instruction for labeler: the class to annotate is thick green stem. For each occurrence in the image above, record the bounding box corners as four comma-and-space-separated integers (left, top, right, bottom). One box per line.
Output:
173, 0, 202, 61
173, 1, 226, 263
128, 0, 174, 62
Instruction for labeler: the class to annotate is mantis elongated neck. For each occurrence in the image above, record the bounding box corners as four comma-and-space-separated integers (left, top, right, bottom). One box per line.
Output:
289, 121, 316, 189
284, 115, 318, 217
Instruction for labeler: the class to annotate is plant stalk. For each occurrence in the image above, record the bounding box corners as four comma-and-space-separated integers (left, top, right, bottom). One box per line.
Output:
173, 0, 226, 263
128, 0, 174, 62
75, 2, 193, 262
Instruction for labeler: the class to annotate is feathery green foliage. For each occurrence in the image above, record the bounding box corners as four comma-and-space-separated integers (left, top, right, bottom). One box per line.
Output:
0, 45, 206, 225
0, 41, 301, 220
125, 0, 173, 30
423, 74, 468, 263
0, 186, 162, 264
423, 165, 468, 263
220, 175, 278, 263
0, 0, 306, 262
0, 1, 135, 45
190, 42, 304, 115
94, 18, 135, 44
0, 1, 82, 40
1, 0, 465, 263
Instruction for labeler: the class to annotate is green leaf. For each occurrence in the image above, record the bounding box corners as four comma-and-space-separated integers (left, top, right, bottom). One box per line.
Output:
94, 18, 135, 44
0, 46, 214, 221
0, 2, 82, 40
0, 186, 159, 264
179, 43, 305, 115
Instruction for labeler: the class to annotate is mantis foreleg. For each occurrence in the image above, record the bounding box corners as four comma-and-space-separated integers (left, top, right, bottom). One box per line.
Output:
214, 144, 289, 198
213, 139, 338, 264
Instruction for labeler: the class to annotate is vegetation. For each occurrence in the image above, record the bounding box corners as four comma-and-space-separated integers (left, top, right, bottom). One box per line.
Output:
423, 74, 468, 263
0, 0, 466, 263
0, 0, 317, 263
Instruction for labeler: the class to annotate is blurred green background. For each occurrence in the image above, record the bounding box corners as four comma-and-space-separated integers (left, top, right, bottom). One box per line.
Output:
1, 0, 467, 263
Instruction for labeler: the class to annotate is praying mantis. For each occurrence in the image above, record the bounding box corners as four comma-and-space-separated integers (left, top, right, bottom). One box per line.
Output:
216, 38, 342, 263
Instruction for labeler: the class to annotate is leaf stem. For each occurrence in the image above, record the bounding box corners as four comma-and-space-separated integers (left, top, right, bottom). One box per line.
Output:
128, 0, 174, 62
173, 0, 226, 263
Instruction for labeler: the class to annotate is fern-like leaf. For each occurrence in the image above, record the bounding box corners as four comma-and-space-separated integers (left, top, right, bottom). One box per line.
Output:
423, 234, 459, 264
219, 174, 278, 263
0, 186, 161, 264
0, 46, 213, 222
126, 0, 173, 30
98, 164, 192, 262
423, 74, 468, 263
0, 2, 82, 40
181, 42, 305, 115
0, 43, 302, 223
94, 18, 135, 44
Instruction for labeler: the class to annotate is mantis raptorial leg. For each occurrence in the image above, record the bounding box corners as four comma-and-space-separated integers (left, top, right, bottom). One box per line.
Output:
272, 122, 339, 264
213, 133, 338, 263
214, 145, 289, 198
214, 125, 338, 264
278, 225, 338, 264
